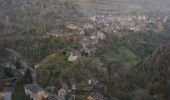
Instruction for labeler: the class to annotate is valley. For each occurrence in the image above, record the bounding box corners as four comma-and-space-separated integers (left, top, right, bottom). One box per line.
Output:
0, 0, 170, 100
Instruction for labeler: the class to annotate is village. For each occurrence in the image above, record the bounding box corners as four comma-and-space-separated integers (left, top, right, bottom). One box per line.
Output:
0, 12, 169, 100
1, 0, 170, 99
89, 14, 168, 32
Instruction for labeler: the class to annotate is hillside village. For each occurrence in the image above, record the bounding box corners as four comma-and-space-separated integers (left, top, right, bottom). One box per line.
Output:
29, 13, 169, 100
0, 0, 170, 100
0, 13, 170, 100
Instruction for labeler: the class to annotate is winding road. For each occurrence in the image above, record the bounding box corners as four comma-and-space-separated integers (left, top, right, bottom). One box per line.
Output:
3, 48, 37, 100
4, 48, 58, 100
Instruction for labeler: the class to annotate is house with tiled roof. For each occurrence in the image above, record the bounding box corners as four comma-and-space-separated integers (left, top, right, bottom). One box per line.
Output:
87, 92, 108, 100
25, 84, 48, 100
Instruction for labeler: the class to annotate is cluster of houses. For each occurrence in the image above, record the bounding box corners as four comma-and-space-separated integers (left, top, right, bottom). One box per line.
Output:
67, 30, 106, 62
80, 29, 105, 56
57, 80, 108, 100
24, 79, 109, 100
46, 21, 106, 62
25, 84, 49, 100
89, 14, 168, 32
24, 82, 77, 100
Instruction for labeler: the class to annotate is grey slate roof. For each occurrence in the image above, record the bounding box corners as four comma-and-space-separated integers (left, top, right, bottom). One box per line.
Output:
25, 84, 41, 93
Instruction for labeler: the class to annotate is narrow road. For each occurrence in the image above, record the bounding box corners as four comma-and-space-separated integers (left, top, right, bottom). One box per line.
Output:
3, 92, 12, 100
5, 48, 59, 99
5, 48, 35, 72
5, 48, 22, 58
3, 82, 16, 100
6, 48, 33, 76
4, 48, 37, 100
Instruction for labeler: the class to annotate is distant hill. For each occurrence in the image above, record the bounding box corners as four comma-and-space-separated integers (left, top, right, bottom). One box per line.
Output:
73, 0, 170, 14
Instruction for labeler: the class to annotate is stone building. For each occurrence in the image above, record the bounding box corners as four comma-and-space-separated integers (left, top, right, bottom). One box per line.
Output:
25, 84, 48, 100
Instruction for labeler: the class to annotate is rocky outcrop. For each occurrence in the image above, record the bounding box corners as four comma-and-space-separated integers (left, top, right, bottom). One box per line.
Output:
142, 44, 170, 81
140, 44, 170, 99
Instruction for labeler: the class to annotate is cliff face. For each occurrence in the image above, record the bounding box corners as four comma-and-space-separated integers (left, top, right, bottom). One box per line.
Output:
143, 44, 170, 80
141, 44, 170, 99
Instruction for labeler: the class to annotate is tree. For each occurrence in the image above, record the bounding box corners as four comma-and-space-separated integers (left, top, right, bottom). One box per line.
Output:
132, 89, 154, 100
